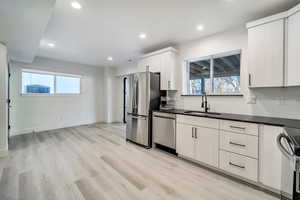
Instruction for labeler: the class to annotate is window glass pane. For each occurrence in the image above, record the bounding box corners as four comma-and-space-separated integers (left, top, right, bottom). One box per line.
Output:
189, 58, 211, 95
213, 53, 241, 94
56, 76, 80, 94
22, 72, 54, 94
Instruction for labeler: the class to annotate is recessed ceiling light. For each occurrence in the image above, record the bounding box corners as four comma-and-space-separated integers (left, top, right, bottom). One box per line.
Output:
71, 1, 82, 10
139, 33, 147, 39
107, 56, 113, 61
47, 43, 55, 48
197, 25, 204, 31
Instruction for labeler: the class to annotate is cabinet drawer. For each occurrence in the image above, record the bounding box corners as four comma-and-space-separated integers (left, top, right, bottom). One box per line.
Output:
220, 120, 258, 136
219, 150, 258, 182
220, 131, 258, 159
176, 115, 219, 129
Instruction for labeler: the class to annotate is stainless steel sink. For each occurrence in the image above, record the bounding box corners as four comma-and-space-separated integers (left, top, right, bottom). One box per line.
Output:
184, 111, 221, 115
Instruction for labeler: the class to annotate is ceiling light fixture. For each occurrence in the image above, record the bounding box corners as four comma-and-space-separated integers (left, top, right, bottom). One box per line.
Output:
197, 25, 204, 31
47, 43, 55, 48
71, 1, 82, 10
139, 33, 147, 39
107, 56, 113, 61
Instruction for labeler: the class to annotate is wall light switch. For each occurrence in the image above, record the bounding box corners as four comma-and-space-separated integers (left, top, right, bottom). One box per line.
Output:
247, 95, 257, 104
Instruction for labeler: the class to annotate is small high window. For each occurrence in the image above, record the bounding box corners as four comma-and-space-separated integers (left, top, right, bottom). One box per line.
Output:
21, 69, 81, 95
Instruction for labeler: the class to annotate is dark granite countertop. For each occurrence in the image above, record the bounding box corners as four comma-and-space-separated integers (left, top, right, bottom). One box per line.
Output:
154, 109, 300, 129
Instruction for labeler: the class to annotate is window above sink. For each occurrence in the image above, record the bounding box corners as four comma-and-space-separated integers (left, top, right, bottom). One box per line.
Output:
183, 50, 242, 96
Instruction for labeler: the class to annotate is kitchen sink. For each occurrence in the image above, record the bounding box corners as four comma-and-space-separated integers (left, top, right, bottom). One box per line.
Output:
184, 111, 221, 115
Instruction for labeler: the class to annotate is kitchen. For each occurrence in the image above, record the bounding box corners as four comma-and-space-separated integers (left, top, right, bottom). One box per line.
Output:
1, 0, 300, 200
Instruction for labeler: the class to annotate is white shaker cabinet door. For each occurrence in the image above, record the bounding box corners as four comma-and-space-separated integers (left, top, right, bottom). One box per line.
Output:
176, 123, 195, 159
248, 19, 284, 88
195, 126, 219, 168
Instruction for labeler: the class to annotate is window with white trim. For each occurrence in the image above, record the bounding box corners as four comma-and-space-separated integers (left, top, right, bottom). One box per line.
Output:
21, 69, 81, 94
185, 50, 241, 95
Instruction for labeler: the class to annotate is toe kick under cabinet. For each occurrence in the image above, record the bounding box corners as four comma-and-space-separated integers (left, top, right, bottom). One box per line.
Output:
176, 114, 283, 193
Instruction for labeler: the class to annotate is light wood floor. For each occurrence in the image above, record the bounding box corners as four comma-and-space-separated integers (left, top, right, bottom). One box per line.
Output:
0, 123, 278, 200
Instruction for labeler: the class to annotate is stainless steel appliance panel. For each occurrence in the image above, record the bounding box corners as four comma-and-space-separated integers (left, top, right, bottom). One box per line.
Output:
126, 114, 149, 146
153, 112, 176, 149
136, 72, 149, 116
127, 72, 150, 116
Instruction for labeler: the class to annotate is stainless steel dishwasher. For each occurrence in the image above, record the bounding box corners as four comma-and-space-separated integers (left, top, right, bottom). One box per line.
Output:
152, 112, 176, 149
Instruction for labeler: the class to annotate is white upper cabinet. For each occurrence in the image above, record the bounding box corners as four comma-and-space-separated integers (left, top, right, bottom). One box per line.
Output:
137, 47, 178, 90
247, 19, 285, 88
287, 10, 300, 86
247, 3, 300, 88
138, 54, 161, 73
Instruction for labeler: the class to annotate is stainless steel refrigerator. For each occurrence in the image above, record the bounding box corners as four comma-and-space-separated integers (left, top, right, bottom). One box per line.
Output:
126, 72, 160, 148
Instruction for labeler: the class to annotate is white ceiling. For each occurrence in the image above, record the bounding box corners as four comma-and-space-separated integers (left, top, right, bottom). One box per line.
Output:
0, 0, 55, 63
1, 0, 299, 67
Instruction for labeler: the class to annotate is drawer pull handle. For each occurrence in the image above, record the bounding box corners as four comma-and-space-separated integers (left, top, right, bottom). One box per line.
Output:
230, 125, 246, 130
229, 141, 246, 147
229, 162, 245, 169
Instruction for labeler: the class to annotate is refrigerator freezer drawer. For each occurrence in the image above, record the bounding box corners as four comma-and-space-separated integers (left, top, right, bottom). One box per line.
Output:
126, 115, 149, 147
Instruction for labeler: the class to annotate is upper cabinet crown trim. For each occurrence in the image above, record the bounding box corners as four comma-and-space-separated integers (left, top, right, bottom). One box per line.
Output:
140, 47, 178, 59
246, 11, 288, 28
246, 3, 300, 29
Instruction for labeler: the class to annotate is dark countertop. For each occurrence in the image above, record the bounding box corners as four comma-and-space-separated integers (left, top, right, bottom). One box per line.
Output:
154, 109, 300, 129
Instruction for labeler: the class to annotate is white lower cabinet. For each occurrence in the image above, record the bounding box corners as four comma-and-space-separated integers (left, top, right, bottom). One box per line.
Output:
176, 114, 285, 193
219, 150, 258, 182
176, 121, 219, 168
176, 123, 195, 159
195, 126, 219, 168
259, 125, 283, 191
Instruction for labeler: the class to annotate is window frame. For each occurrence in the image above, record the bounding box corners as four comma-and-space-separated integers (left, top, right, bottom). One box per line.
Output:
184, 50, 242, 96
21, 69, 82, 96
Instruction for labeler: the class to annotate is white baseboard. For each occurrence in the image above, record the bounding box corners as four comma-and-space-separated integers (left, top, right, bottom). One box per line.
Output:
10, 120, 105, 136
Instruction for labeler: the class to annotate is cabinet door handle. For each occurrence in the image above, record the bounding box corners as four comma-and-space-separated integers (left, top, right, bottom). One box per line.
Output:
229, 141, 246, 147
229, 162, 245, 169
192, 127, 194, 138
230, 125, 246, 130
195, 128, 197, 139
248, 74, 251, 86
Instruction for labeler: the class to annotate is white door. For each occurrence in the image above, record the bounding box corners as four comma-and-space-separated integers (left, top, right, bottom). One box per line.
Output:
248, 19, 284, 88
287, 11, 300, 86
176, 123, 195, 159
195, 126, 219, 167
259, 125, 283, 191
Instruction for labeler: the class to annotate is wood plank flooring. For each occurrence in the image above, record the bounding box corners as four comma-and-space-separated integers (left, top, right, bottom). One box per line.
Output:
0, 123, 279, 200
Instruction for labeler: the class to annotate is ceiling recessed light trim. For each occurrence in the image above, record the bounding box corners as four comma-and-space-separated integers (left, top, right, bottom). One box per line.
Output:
47, 43, 55, 48
71, 1, 82, 10
139, 33, 147, 39
197, 25, 204, 31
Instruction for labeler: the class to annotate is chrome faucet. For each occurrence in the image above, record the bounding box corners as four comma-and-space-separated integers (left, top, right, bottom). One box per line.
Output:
201, 92, 210, 113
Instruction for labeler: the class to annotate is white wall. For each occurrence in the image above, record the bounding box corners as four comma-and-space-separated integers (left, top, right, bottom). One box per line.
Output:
112, 27, 300, 120
115, 62, 138, 76
103, 67, 123, 123
176, 27, 300, 119
10, 57, 106, 136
